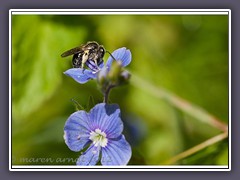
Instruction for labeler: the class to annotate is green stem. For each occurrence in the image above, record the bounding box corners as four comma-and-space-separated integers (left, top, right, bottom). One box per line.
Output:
130, 73, 228, 133
103, 85, 115, 104
163, 131, 228, 165
103, 87, 111, 104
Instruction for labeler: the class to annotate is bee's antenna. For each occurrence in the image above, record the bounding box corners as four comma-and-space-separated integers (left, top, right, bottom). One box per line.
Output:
106, 51, 116, 61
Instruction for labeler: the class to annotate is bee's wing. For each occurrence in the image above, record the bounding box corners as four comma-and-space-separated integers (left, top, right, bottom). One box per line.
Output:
61, 46, 83, 57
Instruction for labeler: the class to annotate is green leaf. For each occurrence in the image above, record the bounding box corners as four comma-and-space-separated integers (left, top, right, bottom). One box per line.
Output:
12, 15, 86, 122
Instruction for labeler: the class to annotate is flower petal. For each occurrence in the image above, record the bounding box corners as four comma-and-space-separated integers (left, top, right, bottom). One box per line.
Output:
88, 103, 123, 138
101, 135, 132, 165
64, 68, 97, 84
106, 47, 132, 68
77, 145, 100, 166
64, 111, 91, 152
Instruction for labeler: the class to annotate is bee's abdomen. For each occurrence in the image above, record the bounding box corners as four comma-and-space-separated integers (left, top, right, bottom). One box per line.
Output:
72, 53, 82, 68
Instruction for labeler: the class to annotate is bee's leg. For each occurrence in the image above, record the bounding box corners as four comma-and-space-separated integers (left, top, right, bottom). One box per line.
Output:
82, 68, 85, 74
92, 56, 99, 69
94, 59, 98, 67
81, 50, 89, 68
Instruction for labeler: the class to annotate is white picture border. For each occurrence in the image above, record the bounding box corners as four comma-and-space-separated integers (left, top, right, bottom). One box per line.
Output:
9, 9, 231, 171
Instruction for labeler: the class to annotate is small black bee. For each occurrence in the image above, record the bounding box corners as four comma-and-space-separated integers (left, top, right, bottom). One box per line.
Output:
61, 41, 105, 69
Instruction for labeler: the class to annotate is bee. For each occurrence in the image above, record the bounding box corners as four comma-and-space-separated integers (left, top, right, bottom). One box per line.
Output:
61, 41, 105, 69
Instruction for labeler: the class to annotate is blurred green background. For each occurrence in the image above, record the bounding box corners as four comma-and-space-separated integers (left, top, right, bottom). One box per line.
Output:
12, 14, 229, 165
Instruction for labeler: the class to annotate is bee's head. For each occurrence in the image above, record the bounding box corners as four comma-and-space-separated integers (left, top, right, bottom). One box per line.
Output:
99, 45, 105, 58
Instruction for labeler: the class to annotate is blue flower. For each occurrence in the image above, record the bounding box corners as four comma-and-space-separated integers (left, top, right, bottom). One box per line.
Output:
64, 47, 132, 84
64, 103, 132, 165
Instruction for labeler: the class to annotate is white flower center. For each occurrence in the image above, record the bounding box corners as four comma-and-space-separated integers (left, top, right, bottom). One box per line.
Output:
89, 128, 108, 147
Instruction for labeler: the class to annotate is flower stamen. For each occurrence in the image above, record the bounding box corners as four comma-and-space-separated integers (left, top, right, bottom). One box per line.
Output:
89, 128, 108, 147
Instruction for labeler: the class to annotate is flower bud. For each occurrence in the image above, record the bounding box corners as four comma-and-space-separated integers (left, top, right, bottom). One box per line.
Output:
97, 66, 109, 86
107, 61, 122, 84
118, 70, 131, 85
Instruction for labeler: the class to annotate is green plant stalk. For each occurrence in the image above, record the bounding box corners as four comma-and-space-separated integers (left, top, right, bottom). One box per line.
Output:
103, 86, 111, 104
103, 85, 116, 104
130, 73, 228, 133
163, 131, 228, 165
